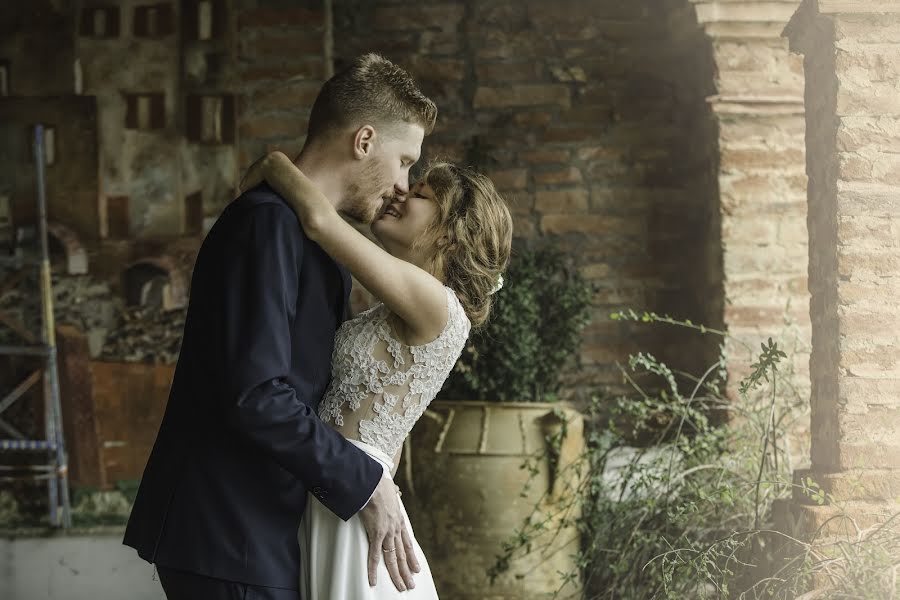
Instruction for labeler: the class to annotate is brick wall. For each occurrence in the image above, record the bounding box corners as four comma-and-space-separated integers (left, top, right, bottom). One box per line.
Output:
778, 0, 900, 554
334, 0, 725, 401
790, 5, 900, 473
696, 1, 811, 410
236, 0, 330, 169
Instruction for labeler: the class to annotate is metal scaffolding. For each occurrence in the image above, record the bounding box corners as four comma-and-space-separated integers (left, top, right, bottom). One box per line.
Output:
0, 124, 71, 528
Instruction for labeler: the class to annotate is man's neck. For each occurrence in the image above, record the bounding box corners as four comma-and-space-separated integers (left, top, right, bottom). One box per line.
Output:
293, 150, 344, 210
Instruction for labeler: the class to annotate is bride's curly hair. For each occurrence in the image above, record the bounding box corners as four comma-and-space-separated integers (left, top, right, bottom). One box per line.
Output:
414, 162, 513, 328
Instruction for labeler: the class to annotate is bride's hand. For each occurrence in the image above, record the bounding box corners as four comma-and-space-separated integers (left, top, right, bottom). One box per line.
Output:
238, 152, 275, 194
238, 151, 333, 239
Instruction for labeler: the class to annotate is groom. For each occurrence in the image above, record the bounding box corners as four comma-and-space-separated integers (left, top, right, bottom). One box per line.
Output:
124, 54, 437, 599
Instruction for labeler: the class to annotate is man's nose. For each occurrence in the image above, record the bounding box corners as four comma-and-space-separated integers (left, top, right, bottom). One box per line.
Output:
394, 183, 409, 200
395, 174, 409, 196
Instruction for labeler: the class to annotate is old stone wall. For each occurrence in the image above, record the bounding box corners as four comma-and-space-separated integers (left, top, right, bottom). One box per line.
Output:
696, 0, 810, 395
236, 0, 330, 169
0, 1, 812, 421
778, 0, 900, 553
792, 1, 900, 474
0, 2, 75, 97
334, 0, 810, 406
0, 97, 101, 243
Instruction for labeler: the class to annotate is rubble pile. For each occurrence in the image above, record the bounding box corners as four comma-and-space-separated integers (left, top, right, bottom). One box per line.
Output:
100, 304, 186, 365
0, 261, 185, 365
0, 264, 119, 353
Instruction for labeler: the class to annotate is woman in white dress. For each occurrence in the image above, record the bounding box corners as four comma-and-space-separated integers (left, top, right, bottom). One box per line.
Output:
241, 152, 513, 599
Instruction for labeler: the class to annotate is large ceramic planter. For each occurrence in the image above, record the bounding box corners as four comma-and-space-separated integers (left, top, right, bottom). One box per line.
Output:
399, 401, 584, 600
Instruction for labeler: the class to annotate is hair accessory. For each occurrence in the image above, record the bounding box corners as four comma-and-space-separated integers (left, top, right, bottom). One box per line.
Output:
489, 274, 504, 296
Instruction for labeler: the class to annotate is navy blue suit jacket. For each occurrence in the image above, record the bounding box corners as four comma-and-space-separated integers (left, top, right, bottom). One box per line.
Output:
123, 185, 382, 589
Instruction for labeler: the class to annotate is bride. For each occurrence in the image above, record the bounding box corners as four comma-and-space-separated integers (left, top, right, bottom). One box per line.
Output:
241, 152, 513, 599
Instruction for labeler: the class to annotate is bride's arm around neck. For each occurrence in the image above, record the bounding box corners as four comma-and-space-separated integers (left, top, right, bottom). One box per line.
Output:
249, 151, 449, 343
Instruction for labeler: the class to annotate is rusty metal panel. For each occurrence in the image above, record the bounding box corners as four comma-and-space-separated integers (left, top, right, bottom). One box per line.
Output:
90, 361, 174, 485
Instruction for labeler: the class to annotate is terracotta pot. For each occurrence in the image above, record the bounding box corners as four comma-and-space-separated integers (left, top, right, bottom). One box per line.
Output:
400, 400, 584, 600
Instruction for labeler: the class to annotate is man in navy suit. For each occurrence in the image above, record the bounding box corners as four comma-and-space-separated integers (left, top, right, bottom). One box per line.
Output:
123, 54, 438, 599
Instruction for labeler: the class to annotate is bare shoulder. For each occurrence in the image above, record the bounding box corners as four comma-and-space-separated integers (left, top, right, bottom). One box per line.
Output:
393, 279, 452, 346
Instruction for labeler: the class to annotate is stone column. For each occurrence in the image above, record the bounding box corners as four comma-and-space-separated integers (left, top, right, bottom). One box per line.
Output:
781, 0, 900, 540
690, 0, 811, 457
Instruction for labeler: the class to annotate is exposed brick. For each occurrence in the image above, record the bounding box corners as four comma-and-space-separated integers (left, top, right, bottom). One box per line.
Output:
241, 62, 326, 82
239, 35, 324, 58
511, 213, 537, 238
837, 215, 898, 247
520, 149, 570, 164
325, 0, 812, 411
542, 127, 603, 144
374, 4, 464, 32
513, 112, 553, 127
504, 192, 534, 215
794, 468, 900, 503
419, 31, 460, 54
581, 343, 636, 365
838, 248, 900, 279
534, 189, 589, 213
580, 263, 611, 279
475, 61, 544, 82
560, 105, 614, 124
778, 502, 897, 539
724, 305, 810, 328
839, 309, 900, 340
239, 115, 309, 140
425, 141, 466, 162
534, 166, 583, 185
408, 57, 466, 82
239, 8, 324, 28
591, 286, 647, 307
577, 145, 625, 162
251, 81, 321, 112
474, 85, 571, 109
539, 214, 637, 236
837, 116, 900, 153
488, 168, 528, 190
720, 147, 806, 171
475, 31, 556, 60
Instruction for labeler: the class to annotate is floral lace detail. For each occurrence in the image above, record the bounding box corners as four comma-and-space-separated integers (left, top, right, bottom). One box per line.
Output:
318, 287, 470, 458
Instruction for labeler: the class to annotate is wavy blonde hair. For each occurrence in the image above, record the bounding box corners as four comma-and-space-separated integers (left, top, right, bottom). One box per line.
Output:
414, 162, 513, 328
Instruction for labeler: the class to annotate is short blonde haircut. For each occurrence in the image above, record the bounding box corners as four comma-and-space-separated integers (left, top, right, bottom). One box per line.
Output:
415, 163, 513, 328
307, 53, 437, 142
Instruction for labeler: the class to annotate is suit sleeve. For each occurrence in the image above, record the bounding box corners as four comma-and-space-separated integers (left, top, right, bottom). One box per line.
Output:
219, 200, 382, 521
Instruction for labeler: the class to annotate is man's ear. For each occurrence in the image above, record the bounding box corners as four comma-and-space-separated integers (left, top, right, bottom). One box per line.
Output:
353, 125, 377, 159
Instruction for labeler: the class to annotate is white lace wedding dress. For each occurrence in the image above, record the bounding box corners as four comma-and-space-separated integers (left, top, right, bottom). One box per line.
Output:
298, 286, 470, 599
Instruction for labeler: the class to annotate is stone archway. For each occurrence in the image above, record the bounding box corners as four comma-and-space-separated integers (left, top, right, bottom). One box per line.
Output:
46, 221, 88, 275
333, 0, 810, 414
121, 256, 188, 311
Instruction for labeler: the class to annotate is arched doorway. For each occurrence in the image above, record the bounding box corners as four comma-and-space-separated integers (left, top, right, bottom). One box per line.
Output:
121, 256, 187, 311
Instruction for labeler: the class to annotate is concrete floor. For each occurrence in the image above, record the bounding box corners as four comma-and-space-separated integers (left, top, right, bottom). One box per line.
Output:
0, 530, 165, 600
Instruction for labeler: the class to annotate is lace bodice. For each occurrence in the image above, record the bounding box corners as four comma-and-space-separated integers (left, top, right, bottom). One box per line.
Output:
318, 286, 471, 460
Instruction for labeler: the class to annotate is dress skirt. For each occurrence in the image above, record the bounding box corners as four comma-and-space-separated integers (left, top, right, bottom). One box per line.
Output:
298, 439, 440, 599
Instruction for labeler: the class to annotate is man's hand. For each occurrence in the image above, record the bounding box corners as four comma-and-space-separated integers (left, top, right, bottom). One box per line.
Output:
359, 475, 420, 591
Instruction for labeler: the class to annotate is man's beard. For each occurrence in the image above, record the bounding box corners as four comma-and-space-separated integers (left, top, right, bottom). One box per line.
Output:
343, 160, 393, 224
